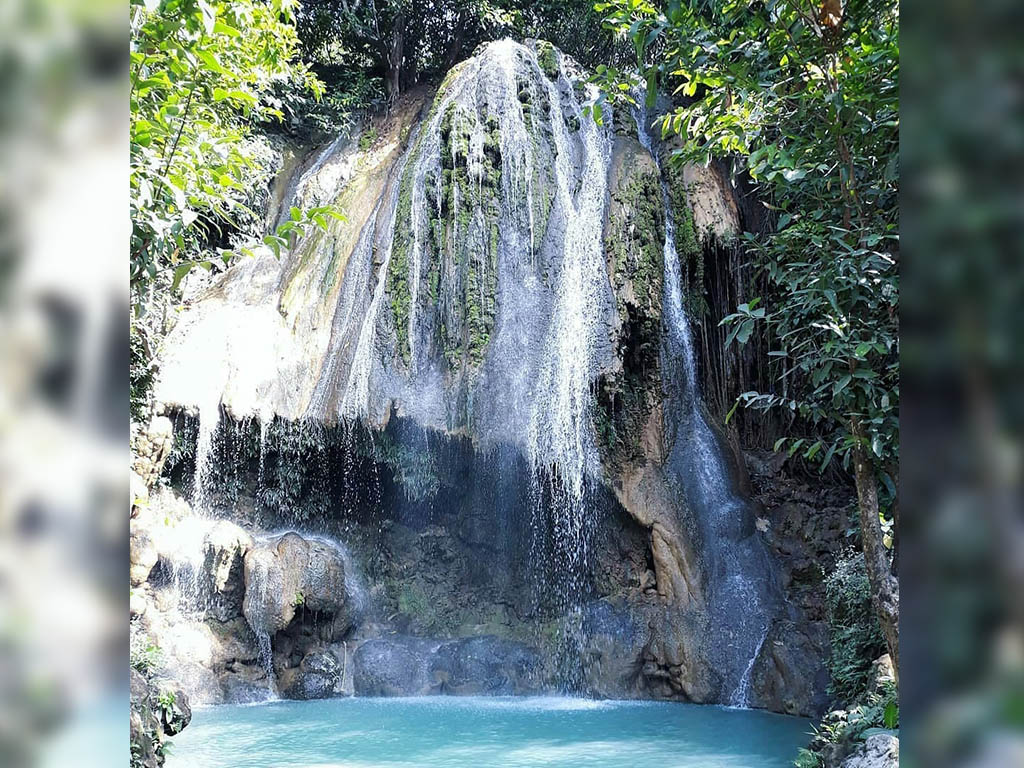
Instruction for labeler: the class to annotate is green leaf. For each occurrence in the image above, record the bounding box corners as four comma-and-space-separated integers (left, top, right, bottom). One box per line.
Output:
213, 20, 241, 37
171, 262, 193, 292
883, 700, 898, 729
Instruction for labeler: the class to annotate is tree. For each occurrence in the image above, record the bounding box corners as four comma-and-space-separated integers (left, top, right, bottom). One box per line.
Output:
130, 0, 336, 311
599, 0, 899, 675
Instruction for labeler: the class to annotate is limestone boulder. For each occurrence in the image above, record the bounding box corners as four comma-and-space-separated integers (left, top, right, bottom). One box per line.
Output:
840, 734, 899, 768
202, 520, 253, 621
751, 618, 830, 717
353, 636, 434, 696
130, 524, 159, 587
429, 636, 542, 695
242, 533, 348, 636
280, 649, 341, 700
154, 680, 192, 736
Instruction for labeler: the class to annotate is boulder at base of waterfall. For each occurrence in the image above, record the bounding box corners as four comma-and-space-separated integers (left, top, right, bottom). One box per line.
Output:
203, 520, 254, 621
279, 649, 342, 700
242, 533, 348, 638
353, 637, 434, 696
750, 618, 830, 717
429, 636, 543, 695
839, 733, 899, 768
580, 598, 647, 697
154, 680, 192, 735
130, 524, 159, 587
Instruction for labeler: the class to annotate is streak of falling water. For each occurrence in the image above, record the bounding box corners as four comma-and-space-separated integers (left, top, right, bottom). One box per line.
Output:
306, 204, 383, 421
338, 135, 419, 419
634, 103, 773, 707
731, 623, 770, 708
516, 44, 612, 691
526, 49, 612, 499
192, 399, 220, 513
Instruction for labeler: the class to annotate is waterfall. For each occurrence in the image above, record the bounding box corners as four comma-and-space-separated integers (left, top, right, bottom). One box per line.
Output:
192, 399, 220, 513
730, 623, 770, 708
634, 104, 774, 707
526, 48, 612, 499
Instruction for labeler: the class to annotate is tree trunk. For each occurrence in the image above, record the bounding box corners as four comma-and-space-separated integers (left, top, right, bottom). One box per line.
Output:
851, 415, 900, 682
385, 13, 405, 107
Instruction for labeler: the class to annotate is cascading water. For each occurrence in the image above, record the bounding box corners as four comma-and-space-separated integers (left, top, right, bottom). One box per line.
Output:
634, 104, 776, 707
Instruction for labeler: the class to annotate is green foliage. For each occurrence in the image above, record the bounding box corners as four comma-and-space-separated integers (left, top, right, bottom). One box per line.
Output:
372, 431, 440, 501
130, 318, 157, 421
130, 628, 163, 676
825, 551, 887, 704
130, 0, 339, 312
793, 747, 823, 768
599, 0, 899, 502
156, 689, 177, 711
536, 39, 560, 79
359, 126, 379, 150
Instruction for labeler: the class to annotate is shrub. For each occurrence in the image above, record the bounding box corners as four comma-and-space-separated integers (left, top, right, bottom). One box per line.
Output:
825, 550, 887, 704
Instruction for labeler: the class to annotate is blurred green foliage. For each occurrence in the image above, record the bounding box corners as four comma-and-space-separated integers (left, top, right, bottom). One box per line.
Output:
826, 551, 887, 704
129, 0, 340, 312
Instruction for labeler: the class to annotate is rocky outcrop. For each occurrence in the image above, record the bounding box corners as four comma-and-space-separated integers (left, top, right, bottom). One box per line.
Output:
430, 636, 542, 695
750, 619, 830, 716
130, 669, 191, 768
242, 532, 349, 637
133, 416, 174, 489
839, 734, 899, 768
130, 524, 159, 587
279, 649, 343, 700
351, 635, 545, 696
579, 598, 646, 696
204, 520, 254, 621
353, 636, 436, 696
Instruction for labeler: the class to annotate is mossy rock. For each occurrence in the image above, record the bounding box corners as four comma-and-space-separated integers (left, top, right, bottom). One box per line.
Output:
597, 138, 667, 465
536, 40, 560, 80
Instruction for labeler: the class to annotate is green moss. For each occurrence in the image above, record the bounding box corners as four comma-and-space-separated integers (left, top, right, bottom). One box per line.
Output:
432, 104, 503, 372
358, 126, 378, 151
537, 40, 559, 80
666, 165, 707, 318
597, 156, 666, 464
387, 156, 417, 363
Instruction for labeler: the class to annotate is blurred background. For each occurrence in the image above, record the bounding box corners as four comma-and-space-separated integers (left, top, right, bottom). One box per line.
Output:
0, 0, 1021, 765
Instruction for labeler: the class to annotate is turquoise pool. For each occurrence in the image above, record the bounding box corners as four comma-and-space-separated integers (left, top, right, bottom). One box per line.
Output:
167, 696, 812, 767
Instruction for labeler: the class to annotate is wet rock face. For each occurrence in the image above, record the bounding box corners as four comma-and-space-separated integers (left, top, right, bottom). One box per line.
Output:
242, 533, 348, 636
430, 636, 542, 695
580, 598, 646, 697
353, 637, 435, 696
204, 520, 254, 621
750, 619, 830, 717
351, 635, 546, 696
279, 649, 342, 700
